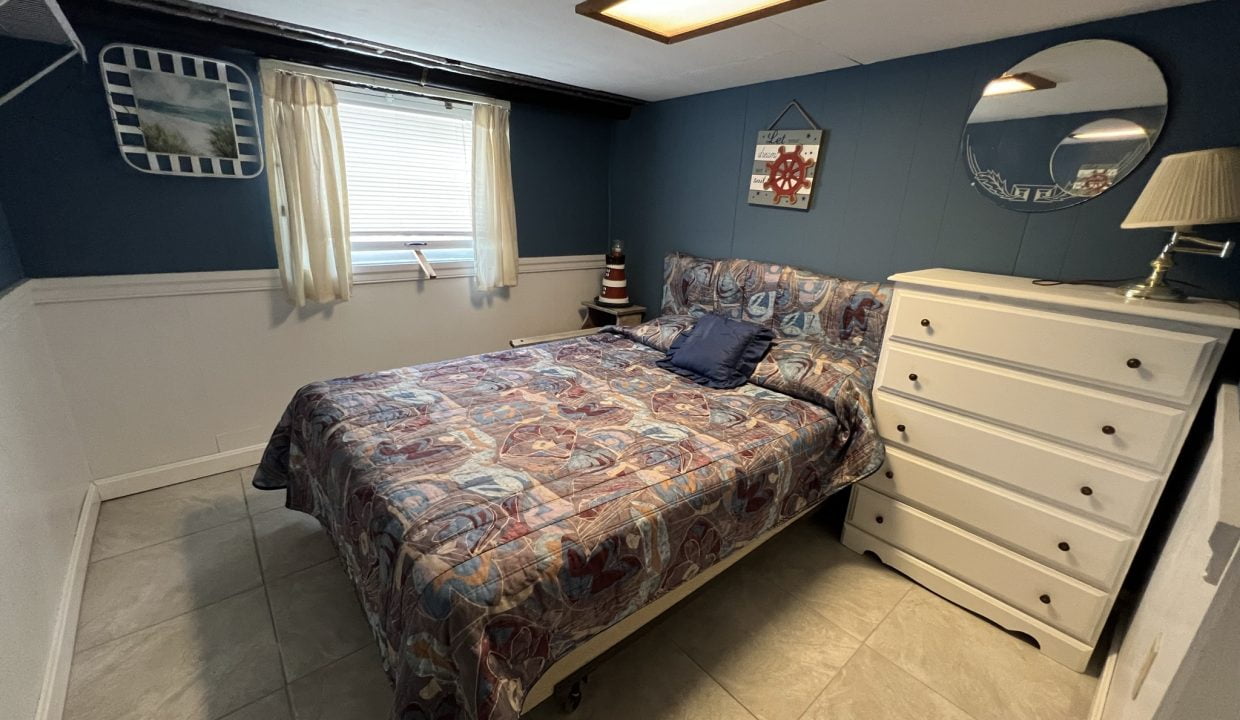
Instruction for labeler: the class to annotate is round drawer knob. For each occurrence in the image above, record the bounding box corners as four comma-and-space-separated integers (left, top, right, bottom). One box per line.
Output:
1102, 425, 1116, 435
1127, 358, 1142, 369
920, 318, 931, 327
896, 424, 907, 433
1080, 486, 1094, 496
875, 515, 885, 524
1058, 541, 1071, 552
908, 373, 919, 382
1039, 594, 1052, 605
884, 470, 894, 479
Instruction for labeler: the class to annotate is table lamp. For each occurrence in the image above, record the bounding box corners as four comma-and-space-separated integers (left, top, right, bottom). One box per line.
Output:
1118, 147, 1240, 301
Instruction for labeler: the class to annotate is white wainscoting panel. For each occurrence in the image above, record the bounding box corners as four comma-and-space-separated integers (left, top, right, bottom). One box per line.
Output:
33, 256, 604, 481
0, 281, 95, 720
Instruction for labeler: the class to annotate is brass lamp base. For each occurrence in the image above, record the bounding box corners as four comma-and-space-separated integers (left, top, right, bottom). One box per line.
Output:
1116, 229, 1233, 303
1116, 280, 1186, 301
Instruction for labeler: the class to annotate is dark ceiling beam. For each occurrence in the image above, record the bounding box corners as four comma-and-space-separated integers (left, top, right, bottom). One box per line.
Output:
66, 0, 642, 118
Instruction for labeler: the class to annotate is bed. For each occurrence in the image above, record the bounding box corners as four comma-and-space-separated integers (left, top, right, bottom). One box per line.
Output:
253, 252, 893, 720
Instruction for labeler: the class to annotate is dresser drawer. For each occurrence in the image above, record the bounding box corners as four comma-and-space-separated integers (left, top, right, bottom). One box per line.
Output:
887, 290, 1217, 404
874, 392, 1158, 531
850, 487, 1109, 640
878, 345, 1187, 470
866, 448, 1134, 588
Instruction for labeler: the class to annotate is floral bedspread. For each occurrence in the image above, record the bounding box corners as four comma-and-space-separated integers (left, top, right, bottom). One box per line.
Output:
253, 326, 883, 720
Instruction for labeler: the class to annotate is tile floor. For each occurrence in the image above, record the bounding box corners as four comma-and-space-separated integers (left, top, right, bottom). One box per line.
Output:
66, 468, 1098, 720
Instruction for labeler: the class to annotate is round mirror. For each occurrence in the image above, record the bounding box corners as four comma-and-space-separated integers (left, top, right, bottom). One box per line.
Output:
963, 39, 1167, 212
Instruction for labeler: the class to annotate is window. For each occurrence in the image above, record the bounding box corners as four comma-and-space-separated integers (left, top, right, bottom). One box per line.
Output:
335, 85, 474, 268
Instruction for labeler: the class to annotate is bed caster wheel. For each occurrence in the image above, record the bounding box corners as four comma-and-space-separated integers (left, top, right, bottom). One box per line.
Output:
556, 679, 584, 714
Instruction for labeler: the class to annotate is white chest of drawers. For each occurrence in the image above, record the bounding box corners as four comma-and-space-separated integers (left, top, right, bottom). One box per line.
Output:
841, 269, 1239, 671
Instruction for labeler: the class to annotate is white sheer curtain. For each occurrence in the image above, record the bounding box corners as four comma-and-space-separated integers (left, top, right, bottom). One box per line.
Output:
472, 103, 519, 290
260, 65, 352, 306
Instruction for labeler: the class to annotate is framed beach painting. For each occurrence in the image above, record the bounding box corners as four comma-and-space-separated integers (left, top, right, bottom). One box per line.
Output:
99, 44, 262, 178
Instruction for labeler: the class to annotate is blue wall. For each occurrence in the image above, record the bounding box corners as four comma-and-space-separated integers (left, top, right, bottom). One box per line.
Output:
0, 34, 275, 277
611, 1, 1240, 309
511, 104, 613, 258
6, 2, 1239, 292
0, 200, 21, 292
0, 26, 612, 278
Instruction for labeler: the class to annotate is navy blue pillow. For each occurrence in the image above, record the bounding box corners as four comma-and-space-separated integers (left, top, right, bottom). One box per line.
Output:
657, 314, 775, 388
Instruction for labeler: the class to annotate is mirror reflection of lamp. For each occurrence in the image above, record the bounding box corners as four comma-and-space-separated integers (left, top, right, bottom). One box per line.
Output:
1118, 147, 1240, 302
1052, 118, 1150, 197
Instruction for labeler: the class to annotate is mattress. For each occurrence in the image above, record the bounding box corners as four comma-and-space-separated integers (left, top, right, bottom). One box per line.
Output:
254, 321, 883, 720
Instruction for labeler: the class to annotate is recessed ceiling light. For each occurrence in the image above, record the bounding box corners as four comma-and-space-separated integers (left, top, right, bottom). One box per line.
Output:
982, 72, 1057, 96
575, 0, 827, 44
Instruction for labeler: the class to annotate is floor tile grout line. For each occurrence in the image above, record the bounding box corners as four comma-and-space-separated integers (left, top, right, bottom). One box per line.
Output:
250, 503, 291, 521
259, 552, 370, 687
742, 523, 912, 641
793, 584, 914, 720
75, 477, 263, 655
284, 639, 375, 686
242, 483, 300, 717
71, 578, 267, 657
660, 563, 774, 719
792, 645, 864, 720
662, 530, 911, 720
866, 588, 979, 720
207, 689, 285, 720
861, 647, 983, 720
91, 505, 251, 565
860, 585, 914, 647
665, 637, 762, 720
240, 466, 257, 515
861, 587, 982, 720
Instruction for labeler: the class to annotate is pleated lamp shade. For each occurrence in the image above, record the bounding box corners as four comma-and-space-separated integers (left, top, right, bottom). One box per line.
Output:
1122, 147, 1240, 229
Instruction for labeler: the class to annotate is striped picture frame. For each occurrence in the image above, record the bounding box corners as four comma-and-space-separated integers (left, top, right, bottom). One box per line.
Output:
99, 43, 263, 178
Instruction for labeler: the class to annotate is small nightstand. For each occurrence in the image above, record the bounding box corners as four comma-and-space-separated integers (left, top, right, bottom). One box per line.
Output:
581, 301, 646, 329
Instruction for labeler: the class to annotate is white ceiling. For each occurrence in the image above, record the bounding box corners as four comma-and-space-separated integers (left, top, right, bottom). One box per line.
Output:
198, 0, 1204, 102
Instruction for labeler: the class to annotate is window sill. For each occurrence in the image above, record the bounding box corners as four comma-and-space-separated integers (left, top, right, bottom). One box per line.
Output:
352, 255, 605, 284
352, 260, 475, 284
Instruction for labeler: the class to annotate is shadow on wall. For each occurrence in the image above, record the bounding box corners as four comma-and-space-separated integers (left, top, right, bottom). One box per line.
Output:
472, 285, 511, 310
268, 292, 344, 327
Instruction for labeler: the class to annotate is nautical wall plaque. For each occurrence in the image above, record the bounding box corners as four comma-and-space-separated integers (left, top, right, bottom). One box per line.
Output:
747, 128, 821, 210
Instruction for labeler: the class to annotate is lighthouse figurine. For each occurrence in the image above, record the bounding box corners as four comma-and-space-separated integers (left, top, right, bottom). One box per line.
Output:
597, 239, 630, 307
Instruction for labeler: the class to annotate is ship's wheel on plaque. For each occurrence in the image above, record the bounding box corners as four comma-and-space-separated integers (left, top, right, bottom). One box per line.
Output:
748, 100, 822, 211
764, 145, 815, 205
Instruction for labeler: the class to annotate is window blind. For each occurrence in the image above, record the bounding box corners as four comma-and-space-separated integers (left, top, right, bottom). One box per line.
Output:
335, 86, 474, 265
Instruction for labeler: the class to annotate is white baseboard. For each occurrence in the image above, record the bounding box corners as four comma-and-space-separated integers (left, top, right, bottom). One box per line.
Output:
35, 484, 100, 720
1088, 614, 1124, 720
94, 444, 266, 500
